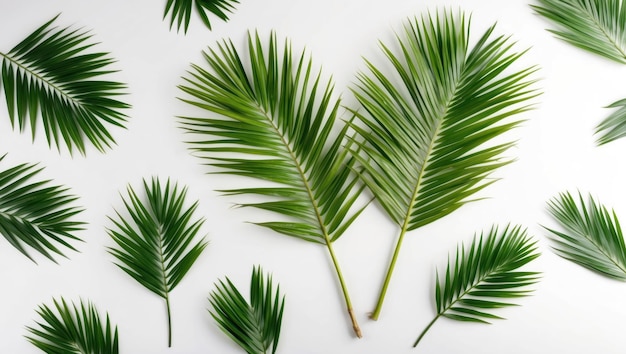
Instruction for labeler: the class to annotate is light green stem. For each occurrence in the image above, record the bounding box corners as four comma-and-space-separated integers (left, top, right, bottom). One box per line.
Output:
413, 314, 440, 347
326, 241, 362, 338
165, 295, 172, 347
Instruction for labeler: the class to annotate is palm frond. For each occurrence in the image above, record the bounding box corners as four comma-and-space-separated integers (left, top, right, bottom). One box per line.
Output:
0, 154, 84, 262
25, 298, 119, 354
209, 266, 285, 354
350, 10, 539, 319
0, 15, 130, 155
414, 225, 540, 347
178, 32, 365, 337
164, 0, 240, 33
107, 177, 207, 347
532, 0, 626, 64
545, 191, 626, 280
596, 98, 626, 145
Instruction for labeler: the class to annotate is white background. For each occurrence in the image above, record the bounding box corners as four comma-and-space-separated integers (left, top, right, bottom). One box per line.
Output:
1, 0, 625, 353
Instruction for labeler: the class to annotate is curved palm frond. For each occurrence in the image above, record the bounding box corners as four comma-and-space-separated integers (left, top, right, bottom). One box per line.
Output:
350, 10, 539, 319
0, 154, 84, 262
107, 177, 207, 347
164, 0, 240, 33
545, 191, 626, 280
209, 266, 285, 354
25, 298, 119, 354
532, 0, 626, 145
0, 15, 130, 155
178, 32, 366, 337
414, 225, 540, 347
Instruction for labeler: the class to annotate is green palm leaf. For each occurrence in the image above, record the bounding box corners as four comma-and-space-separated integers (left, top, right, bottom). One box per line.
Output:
178, 32, 366, 337
164, 0, 240, 33
107, 177, 207, 347
0, 15, 130, 154
26, 298, 118, 354
0, 154, 84, 262
532, 0, 626, 145
209, 266, 285, 354
350, 10, 538, 319
414, 225, 540, 347
545, 191, 626, 280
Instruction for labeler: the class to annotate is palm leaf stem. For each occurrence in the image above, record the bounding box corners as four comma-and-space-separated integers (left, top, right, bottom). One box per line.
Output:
157, 228, 174, 347
413, 314, 440, 347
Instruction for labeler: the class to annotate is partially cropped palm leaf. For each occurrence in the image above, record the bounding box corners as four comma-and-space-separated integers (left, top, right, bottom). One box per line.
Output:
350, 10, 538, 319
178, 32, 365, 337
210, 266, 285, 354
0, 154, 84, 262
164, 0, 240, 33
532, 0, 626, 144
0, 15, 129, 154
414, 225, 540, 347
26, 298, 118, 354
545, 191, 626, 280
107, 178, 207, 347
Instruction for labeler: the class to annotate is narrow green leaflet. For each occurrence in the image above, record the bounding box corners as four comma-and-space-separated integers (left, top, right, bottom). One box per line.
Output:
26, 298, 119, 354
0, 154, 84, 262
0, 15, 130, 154
532, 0, 626, 144
164, 0, 240, 33
350, 10, 538, 319
210, 266, 285, 354
545, 191, 626, 280
178, 32, 366, 337
107, 178, 207, 347
414, 225, 540, 347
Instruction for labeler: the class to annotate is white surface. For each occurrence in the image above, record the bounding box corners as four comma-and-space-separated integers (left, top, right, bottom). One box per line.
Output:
1, 0, 625, 353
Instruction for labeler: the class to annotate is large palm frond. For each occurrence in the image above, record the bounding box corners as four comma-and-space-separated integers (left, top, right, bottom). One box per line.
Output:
107, 177, 207, 347
209, 266, 285, 354
532, 0, 626, 145
164, 0, 240, 33
350, 10, 538, 319
0, 15, 130, 154
0, 154, 84, 262
25, 298, 119, 354
545, 191, 626, 280
178, 32, 365, 337
414, 225, 540, 347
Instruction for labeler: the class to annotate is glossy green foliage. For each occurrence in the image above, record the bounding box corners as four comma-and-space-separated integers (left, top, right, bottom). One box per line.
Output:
210, 266, 285, 354
414, 225, 540, 347
0, 15, 129, 154
0, 154, 83, 262
546, 191, 626, 280
164, 0, 240, 33
107, 178, 207, 346
26, 298, 118, 354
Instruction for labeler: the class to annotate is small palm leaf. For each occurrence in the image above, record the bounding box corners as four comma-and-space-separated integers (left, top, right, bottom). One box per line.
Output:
26, 298, 119, 354
107, 177, 207, 347
0, 154, 84, 262
178, 32, 365, 337
532, 0, 626, 145
0, 15, 130, 154
209, 266, 285, 354
414, 225, 540, 347
164, 0, 240, 33
545, 191, 626, 280
350, 10, 538, 319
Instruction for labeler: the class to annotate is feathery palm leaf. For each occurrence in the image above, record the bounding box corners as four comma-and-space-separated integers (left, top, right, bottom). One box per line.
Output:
532, 0, 626, 145
0, 15, 129, 154
414, 225, 540, 347
545, 191, 626, 280
164, 0, 240, 33
350, 10, 538, 319
178, 32, 365, 337
209, 266, 285, 354
107, 177, 207, 347
0, 154, 84, 262
26, 298, 118, 354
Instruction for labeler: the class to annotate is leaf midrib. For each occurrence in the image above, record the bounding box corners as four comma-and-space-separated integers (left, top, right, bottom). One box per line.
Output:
566, 223, 626, 277
0, 208, 60, 234
570, 2, 626, 61
0, 52, 85, 110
